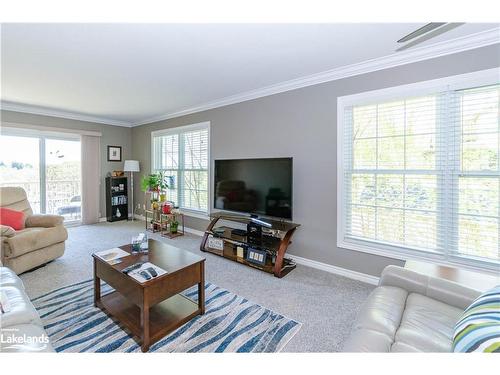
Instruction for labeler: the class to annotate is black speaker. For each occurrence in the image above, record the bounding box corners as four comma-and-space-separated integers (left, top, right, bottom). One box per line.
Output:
246, 221, 262, 246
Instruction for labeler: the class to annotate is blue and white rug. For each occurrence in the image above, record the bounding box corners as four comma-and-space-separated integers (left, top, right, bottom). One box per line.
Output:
32, 280, 301, 353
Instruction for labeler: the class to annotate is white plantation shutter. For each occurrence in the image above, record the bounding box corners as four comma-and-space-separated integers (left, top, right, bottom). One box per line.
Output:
340, 75, 500, 270
152, 123, 209, 212
454, 85, 500, 261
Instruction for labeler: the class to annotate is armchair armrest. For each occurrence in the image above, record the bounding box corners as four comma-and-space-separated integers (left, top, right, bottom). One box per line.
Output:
1, 225, 16, 238
25, 214, 64, 228
380, 265, 480, 310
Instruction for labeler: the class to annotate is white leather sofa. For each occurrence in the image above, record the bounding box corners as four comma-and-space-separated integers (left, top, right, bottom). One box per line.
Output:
342, 265, 481, 352
0, 266, 54, 352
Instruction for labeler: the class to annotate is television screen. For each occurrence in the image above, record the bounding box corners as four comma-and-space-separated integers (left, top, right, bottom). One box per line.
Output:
214, 157, 293, 219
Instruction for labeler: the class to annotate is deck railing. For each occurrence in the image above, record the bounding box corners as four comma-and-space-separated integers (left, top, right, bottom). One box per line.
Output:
0, 180, 81, 219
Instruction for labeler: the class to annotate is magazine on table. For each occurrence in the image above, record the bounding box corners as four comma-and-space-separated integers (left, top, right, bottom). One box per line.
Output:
129, 262, 167, 283
94, 248, 130, 264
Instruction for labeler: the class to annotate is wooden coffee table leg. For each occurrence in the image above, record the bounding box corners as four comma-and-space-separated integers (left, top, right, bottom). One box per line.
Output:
94, 260, 101, 307
141, 299, 150, 352
198, 263, 205, 315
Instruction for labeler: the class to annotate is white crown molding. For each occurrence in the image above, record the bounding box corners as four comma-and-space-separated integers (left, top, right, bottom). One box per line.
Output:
1, 101, 133, 128
2, 28, 499, 128
133, 27, 500, 127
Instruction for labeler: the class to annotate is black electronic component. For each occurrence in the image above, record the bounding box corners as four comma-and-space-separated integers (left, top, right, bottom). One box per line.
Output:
122, 262, 144, 274
231, 228, 247, 237
139, 270, 151, 280
146, 267, 158, 277
247, 221, 262, 246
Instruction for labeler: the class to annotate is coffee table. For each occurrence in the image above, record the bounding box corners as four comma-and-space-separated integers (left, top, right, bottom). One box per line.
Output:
93, 239, 205, 352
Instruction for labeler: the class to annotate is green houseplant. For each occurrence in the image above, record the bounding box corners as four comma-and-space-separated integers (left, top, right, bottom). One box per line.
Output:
141, 172, 169, 207
170, 219, 179, 234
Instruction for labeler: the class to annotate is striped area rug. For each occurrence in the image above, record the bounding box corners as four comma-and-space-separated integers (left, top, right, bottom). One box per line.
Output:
32, 280, 301, 353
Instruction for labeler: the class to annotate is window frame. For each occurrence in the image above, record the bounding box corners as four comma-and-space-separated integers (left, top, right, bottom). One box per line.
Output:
151, 121, 211, 216
337, 68, 500, 273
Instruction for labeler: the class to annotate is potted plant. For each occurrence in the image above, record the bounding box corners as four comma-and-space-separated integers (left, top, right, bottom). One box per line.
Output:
170, 219, 179, 234
141, 172, 169, 208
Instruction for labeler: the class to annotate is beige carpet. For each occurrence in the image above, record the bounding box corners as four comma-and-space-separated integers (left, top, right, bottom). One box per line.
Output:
19, 220, 374, 352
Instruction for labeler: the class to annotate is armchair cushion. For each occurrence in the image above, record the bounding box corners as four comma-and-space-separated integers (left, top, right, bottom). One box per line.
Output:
25, 214, 64, 228
0, 208, 25, 230
3, 226, 68, 258
1, 225, 16, 238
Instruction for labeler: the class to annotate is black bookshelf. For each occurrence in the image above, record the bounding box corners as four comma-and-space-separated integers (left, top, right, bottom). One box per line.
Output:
105, 176, 128, 222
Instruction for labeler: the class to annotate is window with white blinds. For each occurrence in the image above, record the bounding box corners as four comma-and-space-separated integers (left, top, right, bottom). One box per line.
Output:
337, 69, 500, 271
152, 122, 209, 213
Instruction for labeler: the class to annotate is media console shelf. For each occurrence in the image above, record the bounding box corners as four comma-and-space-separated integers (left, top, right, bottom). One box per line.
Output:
200, 213, 300, 278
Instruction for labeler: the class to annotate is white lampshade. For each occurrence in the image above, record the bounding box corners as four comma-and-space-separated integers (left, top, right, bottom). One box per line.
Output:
123, 160, 140, 172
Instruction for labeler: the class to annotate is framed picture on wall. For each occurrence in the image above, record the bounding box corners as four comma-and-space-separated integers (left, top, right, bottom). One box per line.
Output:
107, 146, 122, 162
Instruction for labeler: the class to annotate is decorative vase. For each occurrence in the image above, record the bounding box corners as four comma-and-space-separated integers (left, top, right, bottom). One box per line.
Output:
116, 208, 121, 218
160, 193, 166, 202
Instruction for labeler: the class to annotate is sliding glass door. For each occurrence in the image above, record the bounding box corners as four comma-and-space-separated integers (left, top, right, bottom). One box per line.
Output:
45, 138, 82, 221
0, 135, 41, 212
0, 132, 82, 223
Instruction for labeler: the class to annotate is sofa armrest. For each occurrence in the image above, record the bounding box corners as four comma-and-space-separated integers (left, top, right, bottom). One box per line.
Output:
25, 214, 64, 228
379, 265, 481, 310
1, 225, 16, 238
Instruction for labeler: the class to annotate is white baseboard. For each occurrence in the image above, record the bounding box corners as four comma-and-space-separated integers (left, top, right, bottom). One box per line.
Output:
289, 254, 380, 285
98, 217, 107, 222
101, 214, 378, 285
183, 227, 205, 236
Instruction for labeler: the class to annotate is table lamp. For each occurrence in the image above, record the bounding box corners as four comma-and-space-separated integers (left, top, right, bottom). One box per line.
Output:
123, 160, 140, 221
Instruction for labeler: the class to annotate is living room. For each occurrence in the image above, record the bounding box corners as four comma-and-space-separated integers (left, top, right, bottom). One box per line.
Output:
1, 1, 499, 372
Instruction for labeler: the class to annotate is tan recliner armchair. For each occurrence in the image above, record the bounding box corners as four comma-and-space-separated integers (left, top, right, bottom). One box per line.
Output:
0, 187, 68, 274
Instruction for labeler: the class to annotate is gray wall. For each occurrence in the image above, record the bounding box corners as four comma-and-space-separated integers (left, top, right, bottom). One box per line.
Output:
131, 44, 500, 277
0, 110, 132, 217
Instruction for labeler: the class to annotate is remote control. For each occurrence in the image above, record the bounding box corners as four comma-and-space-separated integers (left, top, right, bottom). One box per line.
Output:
139, 270, 151, 280
146, 267, 157, 277
122, 262, 144, 274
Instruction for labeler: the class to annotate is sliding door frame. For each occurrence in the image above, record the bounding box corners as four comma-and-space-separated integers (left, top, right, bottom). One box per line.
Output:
1, 126, 82, 223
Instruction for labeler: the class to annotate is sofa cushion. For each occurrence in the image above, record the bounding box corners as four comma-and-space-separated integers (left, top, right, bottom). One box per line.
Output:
0, 267, 25, 289
0, 207, 25, 230
0, 286, 42, 327
453, 285, 500, 353
342, 286, 408, 352
3, 225, 68, 258
342, 327, 394, 352
394, 293, 463, 352
0, 323, 54, 352
351, 286, 408, 337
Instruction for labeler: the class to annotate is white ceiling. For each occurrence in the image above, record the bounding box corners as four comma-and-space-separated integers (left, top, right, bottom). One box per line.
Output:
1, 23, 499, 126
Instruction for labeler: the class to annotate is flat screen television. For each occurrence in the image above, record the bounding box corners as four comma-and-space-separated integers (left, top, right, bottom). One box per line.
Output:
213, 157, 293, 220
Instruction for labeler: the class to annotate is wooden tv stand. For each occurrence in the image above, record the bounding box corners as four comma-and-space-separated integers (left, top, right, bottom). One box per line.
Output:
200, 213, 300, 278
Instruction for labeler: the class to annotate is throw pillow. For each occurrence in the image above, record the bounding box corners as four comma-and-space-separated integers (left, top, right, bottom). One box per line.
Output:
0, 207, 25, 231
453, 285, 500, 353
